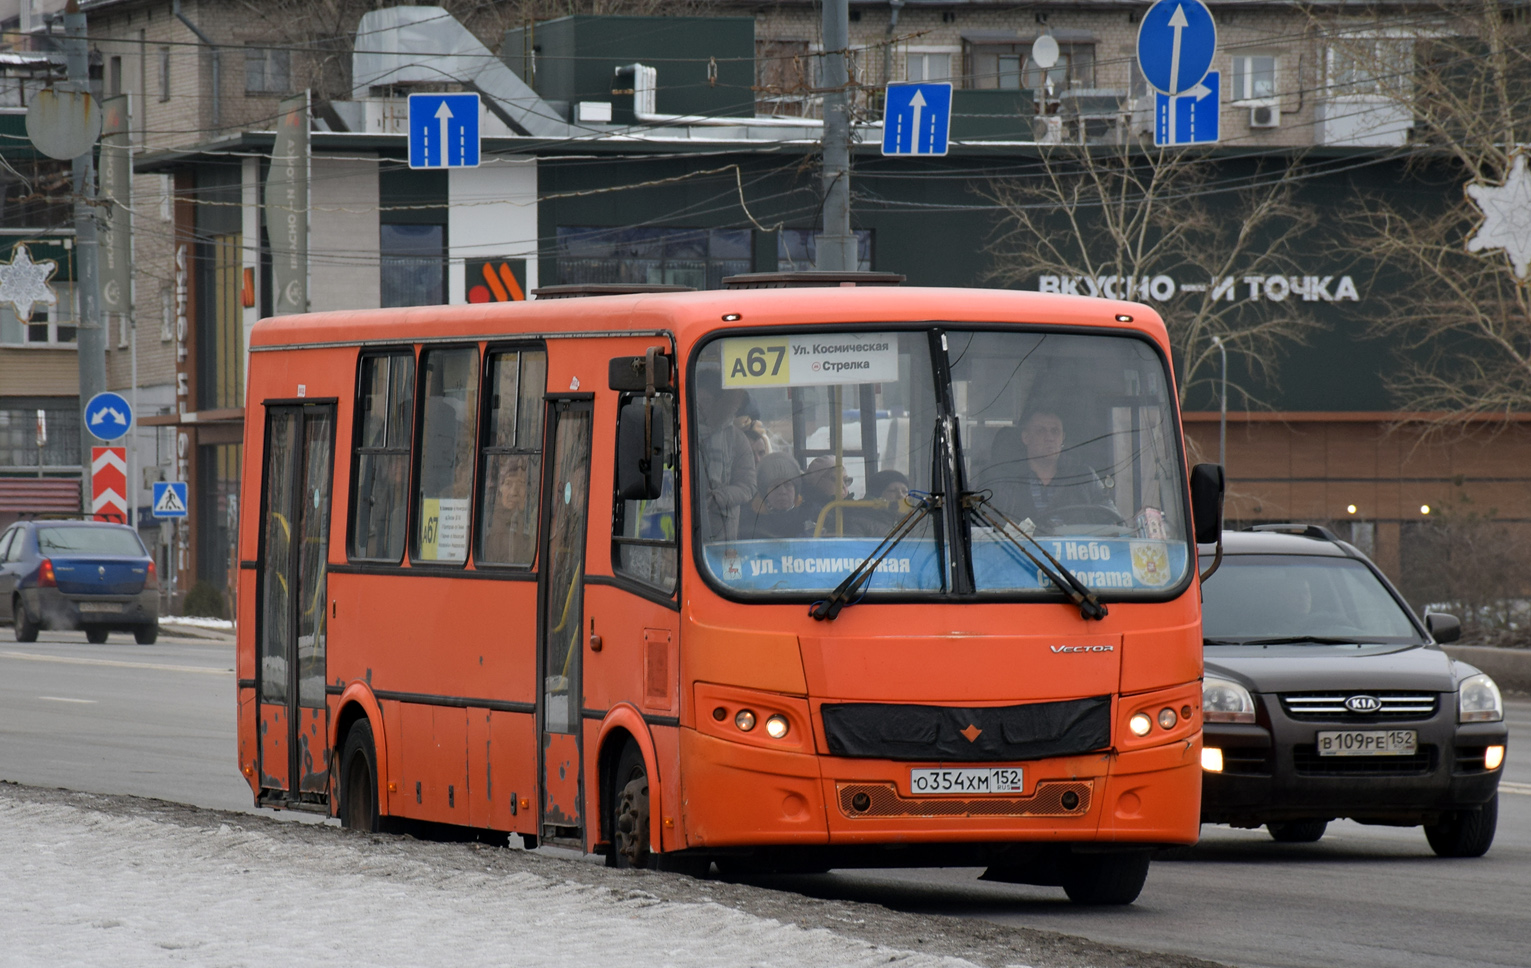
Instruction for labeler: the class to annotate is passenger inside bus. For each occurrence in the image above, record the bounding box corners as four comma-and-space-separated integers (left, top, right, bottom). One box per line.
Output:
743, 452, 811, 539
844, 469, 912, 536
801, 455, 852, 526
480, 454, 537, 565
694, 365, 757, 541
986, 408, 1116, 530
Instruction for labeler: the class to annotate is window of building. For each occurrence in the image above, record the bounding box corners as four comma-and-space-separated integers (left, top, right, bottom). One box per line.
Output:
1328, 39, 1411, 97
965, 40, 1094, 91
776, 229, 873, 272
756, 38, 814, 115
905, 50, 954, 83
1232, 54, 1278, 101
350, 351, 414, 562
0, 404, 79, 470
159, 47, 170, 102
0, 285, 76, 346
379, 223, 446, 307
476, 347, 546, 568
108, 55, 122, 96
553, 226, 752, 290
612, 388, 678, 592
414, 346, 480, 565
244, 46, 291, 95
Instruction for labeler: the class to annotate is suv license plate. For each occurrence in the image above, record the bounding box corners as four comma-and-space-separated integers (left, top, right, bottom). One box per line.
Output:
909, 768, 1024, 795
1316, 729, 1418, 756
77, 602, 123, 614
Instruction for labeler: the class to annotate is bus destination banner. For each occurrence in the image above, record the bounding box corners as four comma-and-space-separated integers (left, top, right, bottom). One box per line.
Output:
720, 333, 901, 388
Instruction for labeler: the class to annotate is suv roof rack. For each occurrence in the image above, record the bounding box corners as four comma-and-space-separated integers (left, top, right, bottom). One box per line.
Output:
531, 284, 695, 299
720, 271, 905, 289
1245, 523, 1341, 541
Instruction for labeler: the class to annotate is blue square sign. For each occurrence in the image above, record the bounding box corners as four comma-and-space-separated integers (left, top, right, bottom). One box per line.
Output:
408, 93, 481, 169
882, 83, 953, 156
1154, 71, 1220, 146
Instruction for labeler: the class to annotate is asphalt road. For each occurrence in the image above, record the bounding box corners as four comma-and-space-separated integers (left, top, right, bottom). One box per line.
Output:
2, 630, 1529, 968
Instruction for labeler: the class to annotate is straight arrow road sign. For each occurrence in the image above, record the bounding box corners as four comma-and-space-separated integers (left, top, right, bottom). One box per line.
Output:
882, 83, 953, 156
408, 93, 481, 169
1137, 0, 1217, 97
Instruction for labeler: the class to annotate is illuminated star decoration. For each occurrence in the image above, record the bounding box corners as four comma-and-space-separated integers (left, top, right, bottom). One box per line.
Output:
0, 243, 59, 321
1466, 151, 1531, 279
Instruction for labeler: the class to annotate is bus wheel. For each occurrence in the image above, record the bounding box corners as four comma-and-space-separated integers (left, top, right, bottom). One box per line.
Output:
611, 742, 650, 869
1060, 851, 1152, 905
339, 720, 381, 832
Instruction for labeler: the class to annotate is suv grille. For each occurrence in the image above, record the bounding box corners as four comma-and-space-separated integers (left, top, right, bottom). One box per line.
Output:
1280, 691, 1438, 721
1292, 744, 1436, 776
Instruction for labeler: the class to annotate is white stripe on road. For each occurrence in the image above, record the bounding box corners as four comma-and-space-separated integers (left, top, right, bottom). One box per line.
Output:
1499, 781, 1531, 796
37, 696, 97, 704
0, 651, 231, 676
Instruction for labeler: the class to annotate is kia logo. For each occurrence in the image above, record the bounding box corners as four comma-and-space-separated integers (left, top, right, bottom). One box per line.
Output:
1345, 695, 1382, 713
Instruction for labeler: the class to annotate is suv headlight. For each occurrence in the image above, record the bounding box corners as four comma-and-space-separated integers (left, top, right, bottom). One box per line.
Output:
1204, 676, 1256, 723
1458, 673, 1503, 723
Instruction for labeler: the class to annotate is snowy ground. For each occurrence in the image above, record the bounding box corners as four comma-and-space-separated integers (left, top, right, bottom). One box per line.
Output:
0, 784, 1224, 968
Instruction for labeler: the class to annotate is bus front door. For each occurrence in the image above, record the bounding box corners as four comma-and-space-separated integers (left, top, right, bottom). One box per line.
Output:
255, 404, 335, 807
537, 398, 593, 845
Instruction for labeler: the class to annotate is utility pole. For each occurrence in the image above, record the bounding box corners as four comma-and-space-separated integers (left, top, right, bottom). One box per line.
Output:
816, 0, 858, 271
64, 0, 106, 498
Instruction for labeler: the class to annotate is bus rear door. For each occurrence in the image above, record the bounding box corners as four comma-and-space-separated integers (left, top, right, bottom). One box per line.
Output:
255, 403, 336, 805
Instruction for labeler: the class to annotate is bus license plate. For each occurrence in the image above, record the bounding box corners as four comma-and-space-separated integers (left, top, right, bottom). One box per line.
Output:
909, 767, 1024, 795
1316, 729, 1417, 756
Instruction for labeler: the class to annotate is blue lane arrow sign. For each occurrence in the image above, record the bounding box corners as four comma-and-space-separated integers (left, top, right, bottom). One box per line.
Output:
1137, 0, 1217, 96
83, 391, 133, 442
882, 83, 953, 156
408, 93, 481, 169
1155, 71, 1220, 146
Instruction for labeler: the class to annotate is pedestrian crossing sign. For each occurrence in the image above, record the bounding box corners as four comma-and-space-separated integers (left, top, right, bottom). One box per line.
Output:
152, 481, 188, 518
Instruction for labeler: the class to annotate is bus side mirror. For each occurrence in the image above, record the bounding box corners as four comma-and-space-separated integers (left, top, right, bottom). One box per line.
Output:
608, 352, 673, 392
1190, 463, 1225, 545
616, 396, 670, 501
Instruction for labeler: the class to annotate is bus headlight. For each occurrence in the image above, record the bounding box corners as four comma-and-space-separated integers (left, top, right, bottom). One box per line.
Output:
1458, 674, 1503, 723
1129, 712, 1153, 736
764, 714, 790, 739
1204, 677, 1256, 723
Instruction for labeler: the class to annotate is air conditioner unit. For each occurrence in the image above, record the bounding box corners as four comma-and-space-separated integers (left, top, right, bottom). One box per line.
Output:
1248, 100, 1280, 128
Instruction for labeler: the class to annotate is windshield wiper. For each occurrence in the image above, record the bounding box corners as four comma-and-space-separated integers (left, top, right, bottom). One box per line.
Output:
808, 492, 941, 622
963, 492, 1108, 621
1205, 636, 1386, 646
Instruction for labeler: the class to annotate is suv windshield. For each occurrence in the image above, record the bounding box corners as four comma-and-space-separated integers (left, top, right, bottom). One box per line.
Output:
1202, 554, 1421, 643
693, 326, 1191, 600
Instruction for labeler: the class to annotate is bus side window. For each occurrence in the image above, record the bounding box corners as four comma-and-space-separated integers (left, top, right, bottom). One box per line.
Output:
414, 346, 480, 565
476, 348, 546, 567
350, 351, 414, 562
612, 392, 678, 593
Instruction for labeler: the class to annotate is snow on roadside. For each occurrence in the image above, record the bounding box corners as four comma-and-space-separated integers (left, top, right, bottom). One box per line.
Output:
159, 616, 235, 632
0, 795, 982, 968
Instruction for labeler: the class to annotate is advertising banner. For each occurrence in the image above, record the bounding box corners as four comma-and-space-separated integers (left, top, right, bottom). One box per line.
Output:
265, 92, 310, 315
99, 94, 132, 317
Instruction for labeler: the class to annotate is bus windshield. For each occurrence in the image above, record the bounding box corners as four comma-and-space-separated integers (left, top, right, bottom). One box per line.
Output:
694, 327, 1191, 600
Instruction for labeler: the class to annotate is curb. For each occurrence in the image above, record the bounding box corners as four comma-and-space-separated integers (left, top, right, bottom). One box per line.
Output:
1443, 645, 1531, 696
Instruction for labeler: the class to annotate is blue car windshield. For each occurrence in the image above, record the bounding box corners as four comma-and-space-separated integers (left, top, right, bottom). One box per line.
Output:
692, 327, 1190, 600
37, 527, 147, 557
1201, 555, 1420, 642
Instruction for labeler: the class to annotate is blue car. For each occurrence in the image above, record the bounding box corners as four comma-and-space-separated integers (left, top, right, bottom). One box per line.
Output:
0, 519, 160, 645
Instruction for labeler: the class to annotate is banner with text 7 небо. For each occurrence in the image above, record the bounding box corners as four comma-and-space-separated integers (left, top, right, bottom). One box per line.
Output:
721, 333, 901, 388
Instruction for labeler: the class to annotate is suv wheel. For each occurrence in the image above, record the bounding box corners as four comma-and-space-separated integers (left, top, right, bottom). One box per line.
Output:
1425, 793, 1498, 858
1267, 819, 1328, 843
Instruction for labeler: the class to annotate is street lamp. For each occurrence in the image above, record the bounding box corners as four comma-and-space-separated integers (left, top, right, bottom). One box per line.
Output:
1211, 335, 1227, 469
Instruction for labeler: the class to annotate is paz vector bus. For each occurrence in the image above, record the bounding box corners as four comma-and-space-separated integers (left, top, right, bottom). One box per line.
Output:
234, 273, 1224, 905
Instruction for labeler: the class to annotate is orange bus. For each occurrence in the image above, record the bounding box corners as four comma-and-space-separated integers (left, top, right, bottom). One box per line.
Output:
235, 275, 1224, 904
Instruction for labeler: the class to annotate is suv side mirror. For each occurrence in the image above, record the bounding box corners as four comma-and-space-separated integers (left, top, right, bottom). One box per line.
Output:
616, 395, 672, 501
1425, 611, 1461, 644
1190, 463, 1225, 545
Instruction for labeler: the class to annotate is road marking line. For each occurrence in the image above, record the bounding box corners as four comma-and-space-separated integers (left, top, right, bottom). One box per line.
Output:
0, 651, 231, 676
1499, 781, 1531, 796
38, 696, 97, 704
